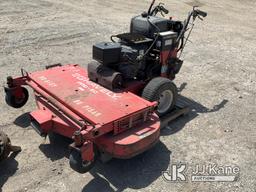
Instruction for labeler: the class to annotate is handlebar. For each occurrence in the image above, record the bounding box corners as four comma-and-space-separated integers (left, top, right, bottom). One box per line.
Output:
150, 4, 169, 16
148, 0, 156, 15
148, 1, 207, 18
159, 5, 169, 15
176, 8, 207, 45
195, 9, 207, 17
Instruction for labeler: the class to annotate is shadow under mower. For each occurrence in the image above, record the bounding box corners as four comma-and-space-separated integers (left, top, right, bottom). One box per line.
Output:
4, 0, 206, 173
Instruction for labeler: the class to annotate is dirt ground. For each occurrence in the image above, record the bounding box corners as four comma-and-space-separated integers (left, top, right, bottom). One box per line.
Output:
0, 0, 255, 191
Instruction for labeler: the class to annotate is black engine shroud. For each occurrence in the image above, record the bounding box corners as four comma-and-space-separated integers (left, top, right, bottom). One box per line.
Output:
91, 14, 183, 81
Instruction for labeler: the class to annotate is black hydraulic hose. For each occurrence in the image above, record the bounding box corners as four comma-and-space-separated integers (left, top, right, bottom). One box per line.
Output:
110, 35, 118, 43
179, 22, 195, 58
150, 7, 158, 16
169, 12, 193, 60
148, 0, 156, 15
177, 36, 184, 52
142, 33, 159, 58
137, 16, 160, 60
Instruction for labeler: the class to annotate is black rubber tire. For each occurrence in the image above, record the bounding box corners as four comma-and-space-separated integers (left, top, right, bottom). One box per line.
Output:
69, 149, 97, 174
5, 87, 29, 108
142, 77, 178, 117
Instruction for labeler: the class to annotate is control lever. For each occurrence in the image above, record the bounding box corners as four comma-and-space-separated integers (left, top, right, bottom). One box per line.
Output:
195, 9, 207, 17
160, 5, 169, 15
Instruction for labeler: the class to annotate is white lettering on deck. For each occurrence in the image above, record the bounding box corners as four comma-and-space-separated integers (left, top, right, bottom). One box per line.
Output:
38, 76, 57, 87
73, 100, 102, 117
72, 73, 121, 100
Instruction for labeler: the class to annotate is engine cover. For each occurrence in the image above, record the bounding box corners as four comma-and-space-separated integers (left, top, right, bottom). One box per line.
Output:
118, 45, 148, 79
130, 15, 170, 38
93, 42, 121, 66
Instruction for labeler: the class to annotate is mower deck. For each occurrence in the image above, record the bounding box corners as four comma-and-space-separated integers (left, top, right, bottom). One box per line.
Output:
4, 63, 190, 172
29, 64, 155, 126
11, 64, 160, 160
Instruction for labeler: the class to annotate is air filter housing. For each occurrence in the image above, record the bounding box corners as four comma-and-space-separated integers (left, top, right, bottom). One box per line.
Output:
93, 42, 121, 66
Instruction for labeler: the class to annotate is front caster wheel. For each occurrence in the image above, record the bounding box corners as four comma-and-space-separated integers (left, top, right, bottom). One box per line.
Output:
5, 87, 29, 108
69, 149, 97, 174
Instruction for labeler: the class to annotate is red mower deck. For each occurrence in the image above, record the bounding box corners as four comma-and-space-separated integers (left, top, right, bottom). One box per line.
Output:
29, 64, 156, 126
5, 64, 161, 171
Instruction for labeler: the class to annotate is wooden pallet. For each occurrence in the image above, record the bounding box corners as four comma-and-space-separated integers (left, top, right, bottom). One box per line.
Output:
160, 96, 190, 129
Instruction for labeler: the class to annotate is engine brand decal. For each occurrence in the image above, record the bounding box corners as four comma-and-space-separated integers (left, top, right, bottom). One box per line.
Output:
72, 73, 121, 100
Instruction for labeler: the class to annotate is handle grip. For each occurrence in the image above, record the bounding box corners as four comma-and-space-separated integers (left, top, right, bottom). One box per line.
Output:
195, 9, 207, 17
160, 6, 169, 14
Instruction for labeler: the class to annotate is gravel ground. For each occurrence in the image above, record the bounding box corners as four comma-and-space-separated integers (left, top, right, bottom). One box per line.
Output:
0, 0, 255, 192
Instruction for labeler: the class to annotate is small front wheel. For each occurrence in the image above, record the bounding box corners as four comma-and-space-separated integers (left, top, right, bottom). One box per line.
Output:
5, 87, 29, 108
69, 149, 97, 174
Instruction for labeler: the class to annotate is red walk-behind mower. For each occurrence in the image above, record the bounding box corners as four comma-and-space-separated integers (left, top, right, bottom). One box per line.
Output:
4, 1, 206, 173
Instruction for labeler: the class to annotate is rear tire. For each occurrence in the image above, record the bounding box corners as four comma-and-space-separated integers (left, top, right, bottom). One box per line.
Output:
142, 77, 177, 117
5, 87, 29, 108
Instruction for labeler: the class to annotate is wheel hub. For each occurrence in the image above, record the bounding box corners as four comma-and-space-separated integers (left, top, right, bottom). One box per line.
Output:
157, 90, 173, 114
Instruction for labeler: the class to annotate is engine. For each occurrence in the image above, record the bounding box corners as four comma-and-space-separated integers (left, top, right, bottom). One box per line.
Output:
89, 10, 184, 89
